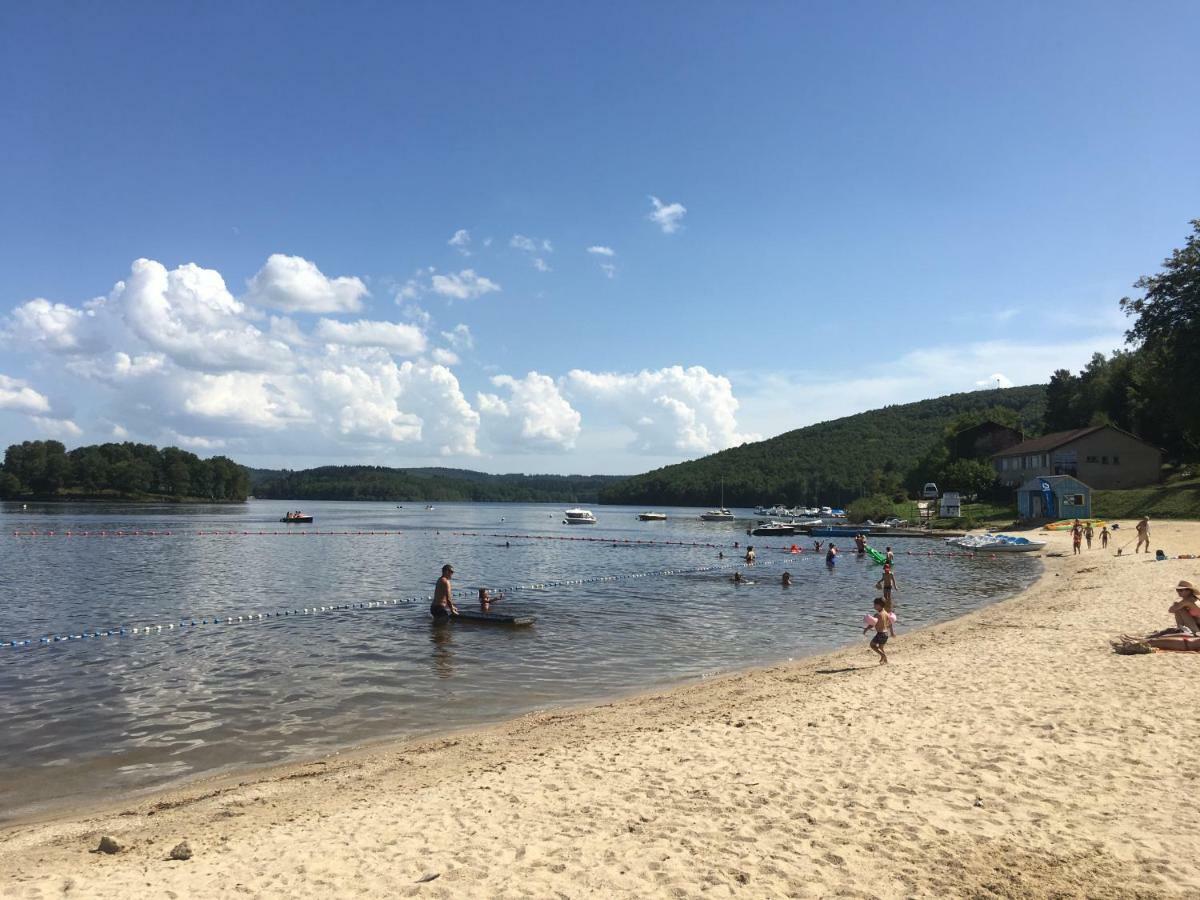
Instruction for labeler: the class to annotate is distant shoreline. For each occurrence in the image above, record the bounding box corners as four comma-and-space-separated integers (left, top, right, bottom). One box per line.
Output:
2, 494, 246, 505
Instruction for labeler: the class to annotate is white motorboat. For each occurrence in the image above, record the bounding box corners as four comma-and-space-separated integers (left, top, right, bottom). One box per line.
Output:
637, 512, 667, 521
563, 508, 597, 524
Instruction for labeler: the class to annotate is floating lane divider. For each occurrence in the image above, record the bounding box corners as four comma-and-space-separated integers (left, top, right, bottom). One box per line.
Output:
7, 530, 406, 537
1, 559, 771, 650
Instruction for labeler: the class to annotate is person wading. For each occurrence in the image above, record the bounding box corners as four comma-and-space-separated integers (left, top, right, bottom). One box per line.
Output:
431, 564, 459, 620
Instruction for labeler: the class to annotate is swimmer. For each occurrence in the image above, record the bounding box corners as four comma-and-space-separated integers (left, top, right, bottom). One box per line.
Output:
782, 571, 792, 587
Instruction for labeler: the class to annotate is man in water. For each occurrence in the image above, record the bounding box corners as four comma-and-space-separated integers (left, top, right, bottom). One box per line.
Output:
431, 564, 459, 620
1135, 516, 1151, 554
781, 571, 792, 587
744, 546, 756, 564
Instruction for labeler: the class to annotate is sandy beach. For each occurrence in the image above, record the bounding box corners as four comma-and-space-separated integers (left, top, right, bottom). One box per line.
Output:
2, 522, 1199, 899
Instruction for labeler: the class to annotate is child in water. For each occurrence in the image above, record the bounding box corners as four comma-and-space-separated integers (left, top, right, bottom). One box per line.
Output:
825, 543, 837, 566
863, 597, 895, 665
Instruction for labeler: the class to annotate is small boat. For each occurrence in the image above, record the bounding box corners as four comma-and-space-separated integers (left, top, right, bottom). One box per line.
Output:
564, 508, 597, 524
450, 609, 536, 626
425, 505, 435, 510
280, 513, 313, 523
638, 512, 667, 521
947, 533, 1047, 552
701, 480, 735, 521
809, 526, 862, 537
751, 521, 796, 536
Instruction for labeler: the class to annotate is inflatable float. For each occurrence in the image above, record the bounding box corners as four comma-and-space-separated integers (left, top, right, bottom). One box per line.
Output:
1044, 519, 1105, 531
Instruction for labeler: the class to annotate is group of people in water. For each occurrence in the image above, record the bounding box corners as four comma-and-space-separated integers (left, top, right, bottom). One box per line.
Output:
429, 564, 506, 620
736, 536, 899, 664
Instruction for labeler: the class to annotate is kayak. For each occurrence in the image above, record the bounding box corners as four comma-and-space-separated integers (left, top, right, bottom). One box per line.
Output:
1044, 519, 1105, 531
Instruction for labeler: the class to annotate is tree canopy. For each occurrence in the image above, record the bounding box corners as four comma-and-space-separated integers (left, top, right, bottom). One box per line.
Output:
0, 440, 249, 501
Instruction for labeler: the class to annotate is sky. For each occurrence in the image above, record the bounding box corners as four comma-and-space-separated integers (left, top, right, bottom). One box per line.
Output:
1, 1, 1197, 475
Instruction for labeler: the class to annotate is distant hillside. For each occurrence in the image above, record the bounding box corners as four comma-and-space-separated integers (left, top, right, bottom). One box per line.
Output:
251, 465, 624, 503
599, 385, 1048, 507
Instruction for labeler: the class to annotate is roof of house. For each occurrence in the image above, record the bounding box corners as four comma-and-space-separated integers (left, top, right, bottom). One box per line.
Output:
953, 420, 1023, 436
1018, 474, 1093, 492
992, 426, 1105, 456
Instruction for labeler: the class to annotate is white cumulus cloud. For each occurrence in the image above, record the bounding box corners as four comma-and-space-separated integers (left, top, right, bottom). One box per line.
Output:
116, 258, 293, 372
430, 269, 500, 300
31, 416, 83, 438
431, 347, 460, 366
587, 246, 615, 256
0, 373, 52, 414
648, 196, 687, 234
448, 229, 472, 256
975, 372, 1015, 388
478, 372, 581, 451
566, 365, 754, 455
244, 254, 368, 313
313, 318, 427, 355
441, 323, 474, 350
6, 298, 105, 354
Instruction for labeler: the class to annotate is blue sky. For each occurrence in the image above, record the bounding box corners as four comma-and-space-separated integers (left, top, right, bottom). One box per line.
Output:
1, 1, 1197, 474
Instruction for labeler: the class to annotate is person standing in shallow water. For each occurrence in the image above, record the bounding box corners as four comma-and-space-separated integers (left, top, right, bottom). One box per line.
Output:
431, 564, 459, 620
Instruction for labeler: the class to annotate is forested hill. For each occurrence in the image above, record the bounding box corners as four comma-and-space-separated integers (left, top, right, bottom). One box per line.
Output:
598, 385, 1048, 508
251, 465, 624, 503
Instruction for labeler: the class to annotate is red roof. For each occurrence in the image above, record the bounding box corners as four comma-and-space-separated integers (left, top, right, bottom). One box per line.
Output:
991, 426, 1105, 457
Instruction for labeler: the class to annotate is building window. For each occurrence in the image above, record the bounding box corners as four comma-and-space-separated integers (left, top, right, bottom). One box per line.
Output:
1086, 455, 1098, 463
1101, 455, 1108, 464
1113, 455, 1120, 464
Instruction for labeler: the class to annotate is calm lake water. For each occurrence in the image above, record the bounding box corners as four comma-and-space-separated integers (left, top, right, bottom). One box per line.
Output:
0, 500, 1040, 821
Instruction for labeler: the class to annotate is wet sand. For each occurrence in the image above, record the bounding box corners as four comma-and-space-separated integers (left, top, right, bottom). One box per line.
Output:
2, 521, 1199, 898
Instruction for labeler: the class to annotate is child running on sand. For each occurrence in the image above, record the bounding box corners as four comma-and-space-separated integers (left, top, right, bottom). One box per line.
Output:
864, 597, 895, 664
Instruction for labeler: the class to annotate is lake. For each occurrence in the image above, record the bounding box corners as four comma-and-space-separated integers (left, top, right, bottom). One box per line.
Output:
0, 500, 1040, 821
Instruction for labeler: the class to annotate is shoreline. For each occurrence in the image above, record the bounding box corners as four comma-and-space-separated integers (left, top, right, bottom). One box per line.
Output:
0, 550, 1041, 830
3, 523, 1199, 897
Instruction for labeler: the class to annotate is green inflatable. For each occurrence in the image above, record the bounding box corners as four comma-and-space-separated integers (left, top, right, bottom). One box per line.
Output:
866, 546, 888, 566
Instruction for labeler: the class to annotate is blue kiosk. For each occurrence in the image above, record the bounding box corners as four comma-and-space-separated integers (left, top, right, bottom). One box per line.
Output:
1017, 474, 1092, 520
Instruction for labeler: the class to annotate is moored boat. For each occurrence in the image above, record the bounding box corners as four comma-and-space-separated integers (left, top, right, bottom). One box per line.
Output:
564, 508, 597, 524
751, 521, 796, 536
638, 512, 667, 521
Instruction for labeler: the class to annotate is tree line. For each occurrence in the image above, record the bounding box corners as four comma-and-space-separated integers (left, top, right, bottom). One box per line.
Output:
0, 440, 250, 501
251, 465, 622, 503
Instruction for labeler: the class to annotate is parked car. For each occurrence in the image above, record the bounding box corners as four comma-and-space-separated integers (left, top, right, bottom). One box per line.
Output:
922, 482, 939, 499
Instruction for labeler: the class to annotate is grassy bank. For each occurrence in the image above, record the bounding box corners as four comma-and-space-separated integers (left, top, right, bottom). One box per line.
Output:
1093, 477, 1200, 520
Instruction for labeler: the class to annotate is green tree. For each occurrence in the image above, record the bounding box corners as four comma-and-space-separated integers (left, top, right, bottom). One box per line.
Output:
1121, 219, 1200, 457
939, 459, 997, 499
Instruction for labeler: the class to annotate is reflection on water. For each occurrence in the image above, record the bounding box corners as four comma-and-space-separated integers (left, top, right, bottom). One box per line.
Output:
0, 500, 1040, 820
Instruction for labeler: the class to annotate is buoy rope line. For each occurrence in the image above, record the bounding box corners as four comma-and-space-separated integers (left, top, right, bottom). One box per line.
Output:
8, 529, 406, 537
1, 559, 777, 651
